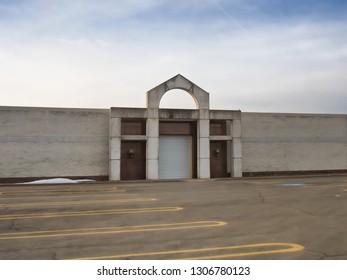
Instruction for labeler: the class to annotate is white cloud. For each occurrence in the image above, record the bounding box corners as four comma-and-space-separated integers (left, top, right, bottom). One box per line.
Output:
0, 1, 346, 113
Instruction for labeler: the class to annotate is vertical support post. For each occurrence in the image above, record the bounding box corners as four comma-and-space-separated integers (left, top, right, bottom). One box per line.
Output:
197, 109, 210, 178
109, 117, 121, 180
231, 119, 242, 177
146, 108, 159, 179
226, 120, 232, 175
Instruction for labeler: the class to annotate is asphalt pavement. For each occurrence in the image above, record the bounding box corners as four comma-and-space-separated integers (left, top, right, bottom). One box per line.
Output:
0, 175, 346, 260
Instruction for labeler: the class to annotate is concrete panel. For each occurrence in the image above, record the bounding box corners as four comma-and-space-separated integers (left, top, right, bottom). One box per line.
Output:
243, 142, 347, 172
198, 120, 210, 138
0, 106, 109, 136
209, 136, 232, 141
110, 107, 147, 119
210, 110, 241, 120
146, 118, 159, 138
0, 106, 109, 179
147, 159, 159, 179
232, 119, 242, 138
147, 86, 166, 109
159, 109, 199, 120
232, 138, 242, 158
194, 87, 209, 110
147, 137, 159, 160
147, 108, 159, 119
232, 158, 242, 177
198, 158, 210, 179
198, 137, 210, 159
227, 140, 231, 173
0, 142, 109, 178
242, 112, 347, 138
121, 135, 147, 141
109, 138, 121, 160
226, 120, 232, 136
109, 118, 121, 137
242, 112, 347, 173
109, 159, 120, 181
199, 109, 210, 120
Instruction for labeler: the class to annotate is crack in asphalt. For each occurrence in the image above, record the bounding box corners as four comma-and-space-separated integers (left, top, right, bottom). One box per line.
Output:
8, 219, 16, 231
303, 247, 347, 260
254, 189, 265, 203
257, 192, 265, 203
320, 253, 347, 260
51, 251, 57, 260
270, 203, 317, 217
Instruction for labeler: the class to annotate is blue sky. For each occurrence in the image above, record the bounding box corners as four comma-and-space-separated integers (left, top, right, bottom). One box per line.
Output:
0, 0, 346, 113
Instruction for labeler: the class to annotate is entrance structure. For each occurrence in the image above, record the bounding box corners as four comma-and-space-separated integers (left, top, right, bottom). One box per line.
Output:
109, 74, 242, 180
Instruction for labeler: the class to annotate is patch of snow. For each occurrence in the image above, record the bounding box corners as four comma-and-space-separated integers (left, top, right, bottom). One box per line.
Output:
19, 178, 95, 185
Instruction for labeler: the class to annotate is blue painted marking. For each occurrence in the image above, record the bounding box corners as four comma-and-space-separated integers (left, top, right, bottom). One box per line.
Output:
275, 183, 313, 187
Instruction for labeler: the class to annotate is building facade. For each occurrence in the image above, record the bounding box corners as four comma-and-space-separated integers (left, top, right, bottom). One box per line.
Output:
0, 74, 346, 182
109, 74, 241, 180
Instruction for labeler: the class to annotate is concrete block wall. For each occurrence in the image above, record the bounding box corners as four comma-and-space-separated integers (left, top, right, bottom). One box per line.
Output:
241, 112, 347, 173
0, 106, 109, 180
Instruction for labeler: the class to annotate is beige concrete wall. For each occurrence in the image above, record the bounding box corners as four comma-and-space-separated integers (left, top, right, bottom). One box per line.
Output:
0, 106, 109, 179
242, 112, 347, 173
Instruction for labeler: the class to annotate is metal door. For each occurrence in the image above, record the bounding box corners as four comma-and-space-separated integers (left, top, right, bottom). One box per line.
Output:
210, 141, 228, 178
159, 136, 192, 179
121, 141, 146, 180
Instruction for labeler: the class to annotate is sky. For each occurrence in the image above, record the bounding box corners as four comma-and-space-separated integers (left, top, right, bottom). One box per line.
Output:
0, 0, 347, 113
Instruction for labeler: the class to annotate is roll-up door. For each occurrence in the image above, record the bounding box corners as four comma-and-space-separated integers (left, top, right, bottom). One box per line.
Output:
159, 136, 192, 179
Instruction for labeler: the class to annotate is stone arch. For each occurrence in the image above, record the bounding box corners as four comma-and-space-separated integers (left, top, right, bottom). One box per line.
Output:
146, 74, 211, 180
147, 74, 209, 110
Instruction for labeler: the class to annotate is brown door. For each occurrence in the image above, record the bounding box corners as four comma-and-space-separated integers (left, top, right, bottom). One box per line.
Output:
210, 141, 228, 178
121, 141, 146, 180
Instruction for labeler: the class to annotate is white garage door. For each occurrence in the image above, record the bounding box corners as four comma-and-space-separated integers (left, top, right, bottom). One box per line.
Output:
159, 136, 192, 179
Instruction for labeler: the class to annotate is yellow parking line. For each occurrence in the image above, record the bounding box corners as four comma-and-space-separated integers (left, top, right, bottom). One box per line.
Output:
73, 242, 304, 260
182, 243, 305, 260
0, 198, 156, 208
0, 206, 183, 220
0, 220, 226, 240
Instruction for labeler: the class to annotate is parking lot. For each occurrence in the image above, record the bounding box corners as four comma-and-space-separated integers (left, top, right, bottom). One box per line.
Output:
0, 175, 346, 260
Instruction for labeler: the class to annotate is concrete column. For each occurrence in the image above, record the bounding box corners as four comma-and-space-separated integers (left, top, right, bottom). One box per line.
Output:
109, 118, 121, 180
197, 112, 210, 179
146, 109, 159, 179
226, 121, 232, 175
231, 119, 242, 177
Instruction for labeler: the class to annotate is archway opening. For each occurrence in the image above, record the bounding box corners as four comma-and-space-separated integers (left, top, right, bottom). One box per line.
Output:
159, 89, 198, 109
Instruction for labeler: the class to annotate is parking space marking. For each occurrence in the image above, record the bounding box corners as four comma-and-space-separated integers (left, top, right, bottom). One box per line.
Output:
73, 242, 304, 260
0, 198, 156, 208
0, 206, 183, 220
183, 243, 305, 260
0, 221, 226, 240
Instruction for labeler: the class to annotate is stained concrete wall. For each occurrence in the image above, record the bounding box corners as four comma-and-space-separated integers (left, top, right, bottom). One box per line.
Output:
0, 106, 109, 180
242, 112, 347, 173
